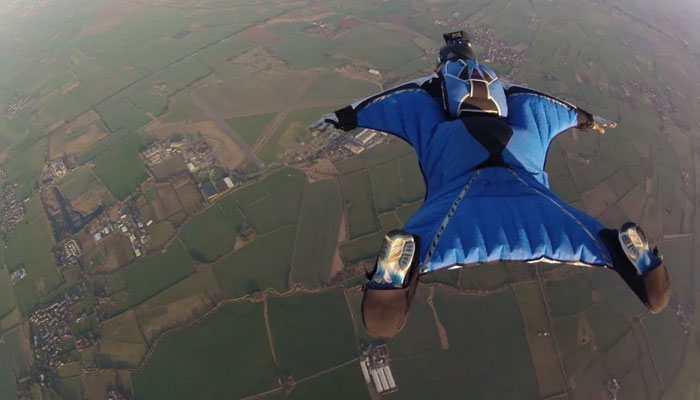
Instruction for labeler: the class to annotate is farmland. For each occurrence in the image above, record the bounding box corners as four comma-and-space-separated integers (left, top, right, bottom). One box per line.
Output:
226, 112, 278, 147
291, 178, 344, 288
0, 0, 699, 398
123, 240, 195, 308
93, 134, 148, 200
180, 204, 243, 263
213, 226, 296, 298
133, 302, 277, 400
267, 289, 357, 380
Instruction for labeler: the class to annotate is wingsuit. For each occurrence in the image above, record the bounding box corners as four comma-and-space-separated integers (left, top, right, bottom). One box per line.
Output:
312, 32, 670, 338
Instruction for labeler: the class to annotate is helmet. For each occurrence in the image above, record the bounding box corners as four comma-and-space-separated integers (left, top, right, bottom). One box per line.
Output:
439, 59, 508, 119
438, 30, 475, 64
438, 42, 475, 64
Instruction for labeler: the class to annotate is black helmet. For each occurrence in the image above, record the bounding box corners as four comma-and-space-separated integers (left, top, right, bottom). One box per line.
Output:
438, 31, 475, 64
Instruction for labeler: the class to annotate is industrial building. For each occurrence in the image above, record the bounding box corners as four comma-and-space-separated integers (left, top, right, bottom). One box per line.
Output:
359, 344, 398, 395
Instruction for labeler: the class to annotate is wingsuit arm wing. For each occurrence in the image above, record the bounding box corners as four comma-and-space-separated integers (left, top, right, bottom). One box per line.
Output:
503, 83, 593, 144
316, 75, 447, 154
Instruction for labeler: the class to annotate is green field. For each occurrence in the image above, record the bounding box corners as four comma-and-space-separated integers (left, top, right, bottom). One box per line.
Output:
4, 138, 47, 199
180, 205, 243, 263
214, 226, 295, 298
657, 239, 693, 304
291, 179, 344, 288
458, 263, 511, 291
643, 307, 688, 387
339, 231, 384, 264
162, 93, 207, 123
58, 166, 101, 199
378, 212, 403, 232
95, 97, 151, 133
267, 289, 357, 380
386, 287, 538, 399
133, 301, 277, 400
545, 273, 594, 318
300, 71, 378, 103
146, 221, 176, 250
368, 160, 404, 213
0, 342, 17, 400
396, 201, 422, 224
123, 240, 195, 308
0, 267, 17, 318
1, 326, 32, 375
513, 282, 549, 334
135, 267, 224, 340
0, 0, 699, 398
271, 362, 369, 400
225, 112, 277, 147
93, 134, 148, 200
340, 171, 380, 239
399, 154, 425, 202
97, 311, 147, 368
5, 212, 62, 314
243, 175, 305, 234
218, 181, 268, 211
55, 376, 83, 400
386, 286, 444, 358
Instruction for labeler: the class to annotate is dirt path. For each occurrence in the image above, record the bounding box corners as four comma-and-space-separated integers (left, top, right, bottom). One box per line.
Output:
251, 71, 319, 154
263, 294, 278, 366
426, 286, 449, 350
239, 357, 360, 400
287, 179, 308, 288
329, 213, 347, 278
191, 93, 264, 168
535, 265, 570, 396
343, 288, 360, 340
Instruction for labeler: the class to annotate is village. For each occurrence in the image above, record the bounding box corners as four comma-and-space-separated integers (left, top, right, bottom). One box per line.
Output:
618, 80, 677, 117
141, 137, 218, 174
1, 178, 25, 244
28, 286, 95, 372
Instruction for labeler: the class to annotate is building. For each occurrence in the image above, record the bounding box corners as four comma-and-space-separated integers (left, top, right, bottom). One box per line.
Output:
344, 143, 364, 154
355, 129, 378, 145
368, 68, 381, 76
223, 176, 235, 189
200, 181, 218, 200
360, 344, 398, 395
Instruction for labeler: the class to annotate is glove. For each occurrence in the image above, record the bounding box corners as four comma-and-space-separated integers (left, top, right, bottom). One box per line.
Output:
591, 115, 617, 134
309, 113, 340, 133
576, 108, 617, 134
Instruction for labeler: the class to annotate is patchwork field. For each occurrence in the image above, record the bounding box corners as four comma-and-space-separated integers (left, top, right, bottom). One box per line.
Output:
291, 178, 344, 288
133, 301, 277, 400
93, 134, 148, 200
135, 267, 224, 342
180, 204, 243, 263
214, 226, 296, 298
0, 0, 699, 398
5, 212, 62, 314
123, 240, 195, 308
267, 289, 357, 380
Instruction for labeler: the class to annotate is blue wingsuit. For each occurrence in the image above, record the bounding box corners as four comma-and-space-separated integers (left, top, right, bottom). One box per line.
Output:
332, 64, 614, 275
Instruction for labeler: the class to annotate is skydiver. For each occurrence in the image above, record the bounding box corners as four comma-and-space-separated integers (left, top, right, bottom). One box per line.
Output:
311, 31, 670, 338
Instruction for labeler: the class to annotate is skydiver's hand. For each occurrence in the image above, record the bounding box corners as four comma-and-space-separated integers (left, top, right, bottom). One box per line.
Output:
576, 109, 617, 134
309, 113, 340, 133
591, 115, 617, 135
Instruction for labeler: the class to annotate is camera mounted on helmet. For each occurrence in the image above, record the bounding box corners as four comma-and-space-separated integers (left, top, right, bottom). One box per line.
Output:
438, 30, 475, 65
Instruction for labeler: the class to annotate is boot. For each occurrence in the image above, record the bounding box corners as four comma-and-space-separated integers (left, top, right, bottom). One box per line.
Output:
361, 230, 420, 338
